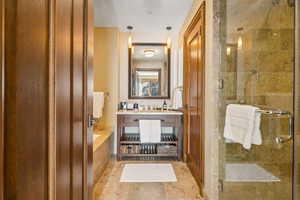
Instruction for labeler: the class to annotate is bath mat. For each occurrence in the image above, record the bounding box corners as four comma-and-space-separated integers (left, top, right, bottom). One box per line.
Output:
225, 163, 280, 182
120, 164, 177, 182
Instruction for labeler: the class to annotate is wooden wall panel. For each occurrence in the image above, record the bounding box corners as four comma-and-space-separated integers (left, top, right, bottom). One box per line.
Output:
55, 0, 72, 199
2, 0, 94, 199
71, 0, 84, 199
0, 0, 4, 199
4, 0, 49, 199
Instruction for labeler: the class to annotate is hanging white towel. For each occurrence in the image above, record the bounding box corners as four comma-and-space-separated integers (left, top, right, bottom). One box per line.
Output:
93, 92, 105, 118
139, 120, 161, 143
224, 104, 262, 149
172, 87, 183, 109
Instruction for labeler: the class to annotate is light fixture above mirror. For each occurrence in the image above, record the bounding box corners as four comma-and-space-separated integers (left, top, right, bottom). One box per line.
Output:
127, 26, 133, 48
166, 26, 172, 49
144, 49, 155, 57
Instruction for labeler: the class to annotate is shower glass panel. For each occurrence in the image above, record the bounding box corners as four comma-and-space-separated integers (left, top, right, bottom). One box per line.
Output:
219, 0, 295, 199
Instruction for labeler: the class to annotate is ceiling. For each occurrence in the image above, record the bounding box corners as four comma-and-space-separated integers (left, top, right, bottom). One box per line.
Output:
94, 0, 194, 33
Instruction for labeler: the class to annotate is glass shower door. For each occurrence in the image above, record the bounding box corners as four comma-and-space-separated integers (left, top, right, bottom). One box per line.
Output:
219, 0, 295, 199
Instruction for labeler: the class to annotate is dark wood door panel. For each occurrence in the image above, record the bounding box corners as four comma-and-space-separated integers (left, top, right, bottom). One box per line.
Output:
55, 0, 72, 199
2, 0, 93, 199
71, 0, 85, 199
4, 0, 50, 199
0, 0, 4, 199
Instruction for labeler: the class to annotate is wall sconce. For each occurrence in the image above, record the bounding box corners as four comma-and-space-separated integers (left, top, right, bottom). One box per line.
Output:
166, 26, 172, 49
237, 27, 243, 50
226, 47, 231, 56
238, 36, 243, 50
127, 26, 133, 48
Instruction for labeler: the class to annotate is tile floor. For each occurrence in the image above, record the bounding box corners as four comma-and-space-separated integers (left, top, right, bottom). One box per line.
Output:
93, 160, 202, 200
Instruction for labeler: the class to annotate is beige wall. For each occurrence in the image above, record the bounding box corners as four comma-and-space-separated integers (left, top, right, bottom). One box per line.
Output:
94, 28, 119, 130
179, 0, 221, 199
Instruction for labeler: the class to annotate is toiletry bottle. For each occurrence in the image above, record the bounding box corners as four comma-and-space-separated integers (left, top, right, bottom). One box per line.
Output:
163, 100, 167, 110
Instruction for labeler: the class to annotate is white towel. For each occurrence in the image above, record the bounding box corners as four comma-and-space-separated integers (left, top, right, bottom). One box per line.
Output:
93, 92, 105, 118
224, 104, 262, 149
172, 88, 183, 109
139, 120, 161, 143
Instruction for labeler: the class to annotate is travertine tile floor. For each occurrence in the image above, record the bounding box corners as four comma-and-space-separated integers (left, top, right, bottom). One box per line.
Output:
93, 160, 202, 200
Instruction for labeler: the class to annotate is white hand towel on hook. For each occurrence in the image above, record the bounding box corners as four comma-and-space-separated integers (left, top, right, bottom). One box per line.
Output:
93, 92, 105, 118
172, 87, 183, 109
224, 104, 262, 149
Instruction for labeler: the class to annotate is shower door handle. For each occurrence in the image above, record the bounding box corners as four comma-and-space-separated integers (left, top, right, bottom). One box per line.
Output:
275, 114, 293, 144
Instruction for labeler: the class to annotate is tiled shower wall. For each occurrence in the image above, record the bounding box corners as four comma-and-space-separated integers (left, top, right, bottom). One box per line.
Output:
219, 0, 295, 199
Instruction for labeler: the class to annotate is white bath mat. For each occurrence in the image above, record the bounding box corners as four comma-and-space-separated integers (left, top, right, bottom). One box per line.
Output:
225, 163, 280, 182
120, 164, 177, 182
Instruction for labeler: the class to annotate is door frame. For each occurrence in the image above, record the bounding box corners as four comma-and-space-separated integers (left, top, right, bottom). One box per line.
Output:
83, 0, 94, 199
183, 1, 206, 193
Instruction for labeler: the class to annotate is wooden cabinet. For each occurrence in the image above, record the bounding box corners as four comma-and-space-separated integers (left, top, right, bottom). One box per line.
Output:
117, 112, 183, 161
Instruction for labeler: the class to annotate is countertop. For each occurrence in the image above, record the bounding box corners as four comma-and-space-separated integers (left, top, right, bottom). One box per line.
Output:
116, 110, 183, 115
93, 129, 113, 152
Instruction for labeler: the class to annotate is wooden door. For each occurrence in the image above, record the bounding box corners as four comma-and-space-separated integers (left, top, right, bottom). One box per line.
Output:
1, 0, 94, 199
184, 3, 205, 192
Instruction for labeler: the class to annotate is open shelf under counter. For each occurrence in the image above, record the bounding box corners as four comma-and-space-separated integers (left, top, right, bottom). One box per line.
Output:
120, 141, 178, 145
116, 110, 183, 161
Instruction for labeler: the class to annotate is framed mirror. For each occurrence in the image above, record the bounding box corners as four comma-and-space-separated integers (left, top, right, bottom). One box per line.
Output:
129, 43, 170, 99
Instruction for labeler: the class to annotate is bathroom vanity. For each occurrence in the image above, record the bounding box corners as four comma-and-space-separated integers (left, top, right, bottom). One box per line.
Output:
117, 111, 183, 161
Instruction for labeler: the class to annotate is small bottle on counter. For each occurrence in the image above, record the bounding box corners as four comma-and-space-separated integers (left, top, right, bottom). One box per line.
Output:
163, 100, 167, 111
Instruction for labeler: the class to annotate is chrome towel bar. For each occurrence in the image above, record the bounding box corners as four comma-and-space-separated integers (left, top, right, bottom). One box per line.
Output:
256, 108, 293, 144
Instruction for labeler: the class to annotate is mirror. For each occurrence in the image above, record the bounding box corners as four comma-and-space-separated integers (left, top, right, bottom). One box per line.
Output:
129, 43, 170, 99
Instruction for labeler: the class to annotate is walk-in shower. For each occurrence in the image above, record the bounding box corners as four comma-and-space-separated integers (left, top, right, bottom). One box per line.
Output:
219, 0, 297, 199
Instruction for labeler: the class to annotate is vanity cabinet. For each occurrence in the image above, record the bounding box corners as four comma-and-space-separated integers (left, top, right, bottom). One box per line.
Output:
117, 111, 183, 161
